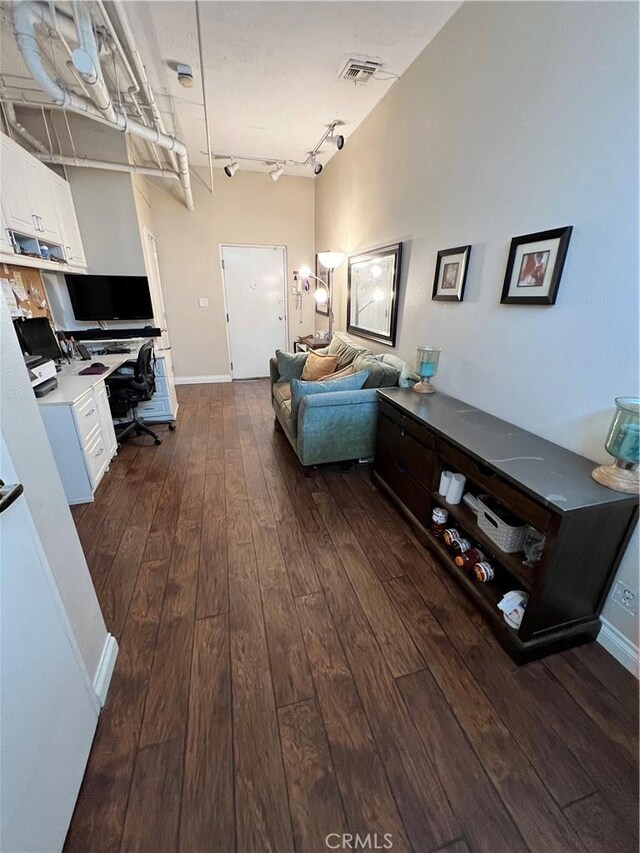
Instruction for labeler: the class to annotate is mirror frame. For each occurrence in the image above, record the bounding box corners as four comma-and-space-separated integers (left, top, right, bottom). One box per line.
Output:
347, 242, 402, 347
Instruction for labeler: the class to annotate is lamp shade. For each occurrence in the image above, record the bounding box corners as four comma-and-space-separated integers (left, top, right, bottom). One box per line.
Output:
317, 251, 345, 270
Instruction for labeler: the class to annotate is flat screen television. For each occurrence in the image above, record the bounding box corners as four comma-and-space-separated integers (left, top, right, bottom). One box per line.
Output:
65, 274, 153, 321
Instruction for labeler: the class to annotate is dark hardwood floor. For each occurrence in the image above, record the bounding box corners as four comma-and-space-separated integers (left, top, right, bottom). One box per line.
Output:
66, 381, 639, 853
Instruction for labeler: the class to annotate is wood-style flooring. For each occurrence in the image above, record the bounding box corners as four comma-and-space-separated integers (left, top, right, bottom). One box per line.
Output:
66, 381, 639, 853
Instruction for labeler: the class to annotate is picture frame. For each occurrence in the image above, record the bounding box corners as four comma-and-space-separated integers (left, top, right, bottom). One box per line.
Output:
500, 226, 572, 305
432, 245, 471, 302
314, 253, 330, 316
347, 242, 402, 346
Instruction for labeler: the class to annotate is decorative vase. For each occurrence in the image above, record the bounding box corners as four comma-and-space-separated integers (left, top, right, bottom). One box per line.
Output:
591, 397, 640, 494
413, 347, 442, 394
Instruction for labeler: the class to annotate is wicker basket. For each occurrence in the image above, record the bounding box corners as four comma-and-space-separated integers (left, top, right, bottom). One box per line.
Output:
477, 495, 527, 553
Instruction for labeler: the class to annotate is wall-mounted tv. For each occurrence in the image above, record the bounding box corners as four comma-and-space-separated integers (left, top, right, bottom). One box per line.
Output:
65, 274, 153, 321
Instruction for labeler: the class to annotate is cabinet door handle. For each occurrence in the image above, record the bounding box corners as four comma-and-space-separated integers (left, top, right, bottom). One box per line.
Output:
32, 214, 39, 231
398, 464, 406, 474
95, 447, 104, 457
85, 408, 95, 417
66, 245, 73, 259
38, 216, 44, 231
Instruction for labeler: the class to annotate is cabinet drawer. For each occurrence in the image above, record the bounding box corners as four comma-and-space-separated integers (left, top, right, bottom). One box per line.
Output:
154, 356, 167, 377
153, 374, 169, 397
379, 400, 435, 450
137, 395, 172, 420
84, 430, 108, 485
374, 432, 431, 527
378, 413, 434, 491
437, 438, 551, 532
73, 391, 101, 447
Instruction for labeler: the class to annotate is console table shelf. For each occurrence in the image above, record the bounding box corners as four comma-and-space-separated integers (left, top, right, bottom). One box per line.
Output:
373, 388, 638, 664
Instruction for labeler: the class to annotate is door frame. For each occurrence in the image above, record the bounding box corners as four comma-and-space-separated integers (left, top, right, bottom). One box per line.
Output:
219, 243, 289, 379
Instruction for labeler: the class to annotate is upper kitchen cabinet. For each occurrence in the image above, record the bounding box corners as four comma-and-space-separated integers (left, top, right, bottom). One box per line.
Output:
52, 176, 86, 269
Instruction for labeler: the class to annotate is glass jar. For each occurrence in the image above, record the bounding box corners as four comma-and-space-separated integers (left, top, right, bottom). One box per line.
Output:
450, 538, 472, 556
455, 547, 485, 568
430, 507, 449, 539
413, 347, 442, 394
473, 561, 495, 583
443, 528, 461, 547
605, 397, 640, 466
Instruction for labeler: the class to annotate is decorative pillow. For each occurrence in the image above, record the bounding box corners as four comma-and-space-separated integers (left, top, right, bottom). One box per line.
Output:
320, 364, 355, 381
301, 351, 339, 380
289, 369, 371, 426
352, 355, 399, 389
327, 331, 372, 369
378, 353, 420, 388
276, 349, 308, 381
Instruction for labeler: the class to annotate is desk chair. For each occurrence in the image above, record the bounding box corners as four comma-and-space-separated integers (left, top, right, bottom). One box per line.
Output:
106, 341, 163, 445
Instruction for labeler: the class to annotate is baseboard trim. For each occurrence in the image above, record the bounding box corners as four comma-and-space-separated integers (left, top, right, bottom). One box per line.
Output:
598, 618, 639, 677
93, 634, 119, 707
175, 374, 232, 385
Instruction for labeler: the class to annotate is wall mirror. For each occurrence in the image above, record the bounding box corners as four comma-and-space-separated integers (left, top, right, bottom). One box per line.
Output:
347, 242, 402, 346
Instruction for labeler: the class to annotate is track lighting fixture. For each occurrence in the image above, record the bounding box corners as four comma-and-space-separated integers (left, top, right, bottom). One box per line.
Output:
269, 163, 284, 182
309, 154, 323, 175
224, 159, 239, 177
325, 129, 345, 150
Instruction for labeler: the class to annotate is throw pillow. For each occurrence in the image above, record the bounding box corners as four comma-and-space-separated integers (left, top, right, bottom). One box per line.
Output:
320, 364, 355, 381
378, 353, 420, 388
276, 349, 308, 381
289, 368, 371, 426
327, 331, 372, 369
301, 351, 339, 380
352, 355, 399, 389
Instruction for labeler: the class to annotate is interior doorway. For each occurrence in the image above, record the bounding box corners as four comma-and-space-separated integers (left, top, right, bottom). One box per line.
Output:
220, 244, 287, 379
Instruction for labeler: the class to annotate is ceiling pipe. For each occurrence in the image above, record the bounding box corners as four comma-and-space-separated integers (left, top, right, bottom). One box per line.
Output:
37, 153, 180, 180
107, 0, 179, 174
2, 100, 49, 154
70, 1, 117, 122
12, 1, 194, 210
94, 0, 139, 95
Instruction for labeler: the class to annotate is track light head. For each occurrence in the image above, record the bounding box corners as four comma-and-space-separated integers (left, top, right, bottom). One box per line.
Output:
224, 159, 239, 178
269, 163, 284, 182
326, 131, 345, 150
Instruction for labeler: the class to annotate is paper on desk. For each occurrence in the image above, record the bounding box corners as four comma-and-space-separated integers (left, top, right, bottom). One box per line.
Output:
1, 278, 20, 317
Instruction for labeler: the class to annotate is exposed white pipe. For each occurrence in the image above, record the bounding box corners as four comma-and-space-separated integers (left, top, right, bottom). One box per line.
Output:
70, 1, 117, 122
108, 0, 179, 173
94, 0, 139, 95
37, 153, 180, 180
12, 1, 194, 210
2, 100, 49, 154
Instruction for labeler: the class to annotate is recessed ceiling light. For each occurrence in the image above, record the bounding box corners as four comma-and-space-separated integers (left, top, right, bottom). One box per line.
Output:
176, 63, 194, 88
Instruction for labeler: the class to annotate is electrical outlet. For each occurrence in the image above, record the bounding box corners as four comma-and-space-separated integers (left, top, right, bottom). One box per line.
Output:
611, 580, 638, 615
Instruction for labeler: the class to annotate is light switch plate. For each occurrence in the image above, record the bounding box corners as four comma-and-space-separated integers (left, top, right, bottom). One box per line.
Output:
198, 297, 209, 308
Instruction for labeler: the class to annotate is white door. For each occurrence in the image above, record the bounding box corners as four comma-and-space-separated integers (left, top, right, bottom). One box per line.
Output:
53, 177, 86, 267
0, 435, 99, 852
222, 245, 287, 379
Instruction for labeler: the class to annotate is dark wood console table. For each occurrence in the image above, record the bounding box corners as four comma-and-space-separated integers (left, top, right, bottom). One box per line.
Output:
373, 388, 638, 663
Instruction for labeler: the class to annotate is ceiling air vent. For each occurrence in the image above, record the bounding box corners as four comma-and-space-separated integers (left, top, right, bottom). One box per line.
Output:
339, 57, 383, 84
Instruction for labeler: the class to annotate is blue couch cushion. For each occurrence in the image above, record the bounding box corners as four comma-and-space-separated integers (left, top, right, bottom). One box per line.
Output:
289, 369, 371, 430
352, 354, 399, 389
276, 349, 308, 380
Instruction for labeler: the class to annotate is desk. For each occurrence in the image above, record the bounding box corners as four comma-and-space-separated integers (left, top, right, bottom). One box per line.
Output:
37, 356, 131, 504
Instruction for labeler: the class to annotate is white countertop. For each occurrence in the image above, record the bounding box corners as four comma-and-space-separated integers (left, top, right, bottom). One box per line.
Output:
37, 355, 131, 406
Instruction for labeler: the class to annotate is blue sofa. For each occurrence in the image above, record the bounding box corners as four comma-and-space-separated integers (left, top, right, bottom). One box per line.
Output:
269, 332, 417, 467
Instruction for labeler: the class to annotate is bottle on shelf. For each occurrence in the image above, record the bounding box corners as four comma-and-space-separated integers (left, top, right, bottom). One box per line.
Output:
450, 537, 472, 556
430, 507, 449, 539
473, 561, 495, 583
454, 546, 485, 568
443, 528, 462, 548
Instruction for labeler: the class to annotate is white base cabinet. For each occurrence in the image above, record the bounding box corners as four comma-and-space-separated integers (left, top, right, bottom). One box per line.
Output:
40, 380, 117, 504
137, 350, 178, 423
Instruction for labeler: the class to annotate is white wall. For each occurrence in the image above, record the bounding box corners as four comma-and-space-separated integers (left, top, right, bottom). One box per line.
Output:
0, 296, 109, 680
146, 167, 315, 380
316, 1, 639, 670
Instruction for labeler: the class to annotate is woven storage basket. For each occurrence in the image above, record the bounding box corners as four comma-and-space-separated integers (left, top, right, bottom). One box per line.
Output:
477, 495, 526, 553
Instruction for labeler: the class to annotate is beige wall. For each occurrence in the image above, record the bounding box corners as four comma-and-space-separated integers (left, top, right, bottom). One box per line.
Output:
147, 168, 315, 380
316, 1, 639, 665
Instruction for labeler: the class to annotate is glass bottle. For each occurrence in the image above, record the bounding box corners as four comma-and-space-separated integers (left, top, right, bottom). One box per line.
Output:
430, 507, 449, 539
455, 547, 485, 568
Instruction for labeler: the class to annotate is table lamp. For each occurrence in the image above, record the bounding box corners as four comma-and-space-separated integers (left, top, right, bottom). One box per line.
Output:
591, 396, 640, 493
413, 346, 442, 394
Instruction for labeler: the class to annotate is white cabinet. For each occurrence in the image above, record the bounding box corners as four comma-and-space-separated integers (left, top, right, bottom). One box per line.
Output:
0, 202, 12, 253
0, 134, 38, 236
53, 176, 86, 268
137, 350, 178, 423
95, 382, 117, 457
23, 156, 61, 243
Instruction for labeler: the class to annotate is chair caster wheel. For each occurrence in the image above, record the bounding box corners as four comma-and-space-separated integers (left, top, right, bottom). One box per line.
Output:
169, 423, 176, 431
155, 438, 162, 445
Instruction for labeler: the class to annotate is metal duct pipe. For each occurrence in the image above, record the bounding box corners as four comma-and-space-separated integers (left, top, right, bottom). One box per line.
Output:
2, 100, 49, 154
70, 2, 117, 122
12, 2, 194, 210
37, 153, 180, 180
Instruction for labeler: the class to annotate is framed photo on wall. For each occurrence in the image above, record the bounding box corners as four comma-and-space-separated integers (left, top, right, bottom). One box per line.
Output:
432, 245, 471, 302
347, 242, 402, 346
501, 226, 572, 305
314, 254, 330, 316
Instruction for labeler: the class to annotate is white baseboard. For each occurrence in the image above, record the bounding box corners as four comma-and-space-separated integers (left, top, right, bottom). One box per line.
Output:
93, 634, 119, 707
175, 374, 232, 385
598, 618, 639, 677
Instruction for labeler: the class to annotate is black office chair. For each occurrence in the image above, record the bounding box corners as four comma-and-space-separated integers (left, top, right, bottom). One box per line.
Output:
106, 341, 163, 445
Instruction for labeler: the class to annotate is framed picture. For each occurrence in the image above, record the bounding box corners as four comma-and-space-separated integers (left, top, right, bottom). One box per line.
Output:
432, 245, 471, 302
314, 254, 330, 316
501, 226, 572, 305
347, 242, 402, 346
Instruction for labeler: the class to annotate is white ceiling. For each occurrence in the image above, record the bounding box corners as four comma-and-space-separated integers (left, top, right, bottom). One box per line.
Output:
0, 1, 460, 177
116, 1, 460, 175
